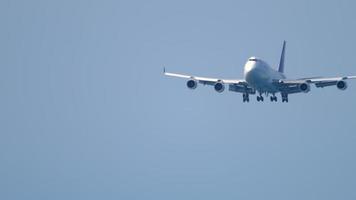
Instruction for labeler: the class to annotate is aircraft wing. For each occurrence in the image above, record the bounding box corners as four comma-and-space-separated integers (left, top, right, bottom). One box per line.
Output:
281, 76, 356, 86
164, 69, 255, 94
275, 75, 356, 94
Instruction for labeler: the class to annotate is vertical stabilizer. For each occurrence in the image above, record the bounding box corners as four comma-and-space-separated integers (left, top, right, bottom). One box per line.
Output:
278, 41, 286, 73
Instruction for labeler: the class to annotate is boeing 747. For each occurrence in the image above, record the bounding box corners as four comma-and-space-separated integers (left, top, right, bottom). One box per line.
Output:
164, 41, 356, 102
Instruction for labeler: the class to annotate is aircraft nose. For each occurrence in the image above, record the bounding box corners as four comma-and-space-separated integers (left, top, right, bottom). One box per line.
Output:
244, 60, 259, 80
244, 61, 256, 74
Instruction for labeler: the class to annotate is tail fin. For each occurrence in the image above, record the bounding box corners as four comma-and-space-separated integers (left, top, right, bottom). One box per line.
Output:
278, 41, 286, 73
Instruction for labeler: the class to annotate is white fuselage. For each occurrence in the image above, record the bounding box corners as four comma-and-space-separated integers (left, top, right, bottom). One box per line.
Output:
243, 57, 286, 93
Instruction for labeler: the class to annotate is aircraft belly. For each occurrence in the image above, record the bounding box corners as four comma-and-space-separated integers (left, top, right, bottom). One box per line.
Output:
245, 67, 279, 93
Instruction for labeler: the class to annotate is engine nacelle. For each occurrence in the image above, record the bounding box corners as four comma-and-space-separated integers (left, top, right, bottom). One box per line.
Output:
336, 80, 347, 90
214, 82, 225, 93
186, 79, 197, 89
299, 83, 310, 93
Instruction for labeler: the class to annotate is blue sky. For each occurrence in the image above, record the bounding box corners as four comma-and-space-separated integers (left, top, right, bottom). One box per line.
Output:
1, 0, 356, 199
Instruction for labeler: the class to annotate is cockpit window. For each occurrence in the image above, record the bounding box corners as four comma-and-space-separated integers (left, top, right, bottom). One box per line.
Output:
249, 58, 258, 61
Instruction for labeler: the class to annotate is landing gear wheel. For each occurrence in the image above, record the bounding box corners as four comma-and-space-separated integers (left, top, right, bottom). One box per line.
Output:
270, 96, 277, 102
281, 93, 288, 103
257, 96, 264, 102
243, 94, 250, 103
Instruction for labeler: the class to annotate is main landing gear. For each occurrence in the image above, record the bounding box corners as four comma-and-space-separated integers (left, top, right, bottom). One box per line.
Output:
270, 94, 277, 102
281, 93, 289, 102
256, 95, 264, 102
243, 93, 249, 102
256, 91, 265, 102
242, 93, 288, 103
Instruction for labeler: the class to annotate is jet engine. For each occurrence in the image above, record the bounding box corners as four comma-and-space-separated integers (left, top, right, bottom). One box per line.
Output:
336, 80, 347, 90
299, 83, 310, 93
186, 79, 197, 89
214, 82, 225, 93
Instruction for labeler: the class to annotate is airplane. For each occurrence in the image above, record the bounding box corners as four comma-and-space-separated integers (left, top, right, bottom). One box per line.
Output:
164, 41, 356, 102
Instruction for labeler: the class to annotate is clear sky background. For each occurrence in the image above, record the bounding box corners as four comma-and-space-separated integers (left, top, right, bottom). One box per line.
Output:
1, 0, 356, 199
